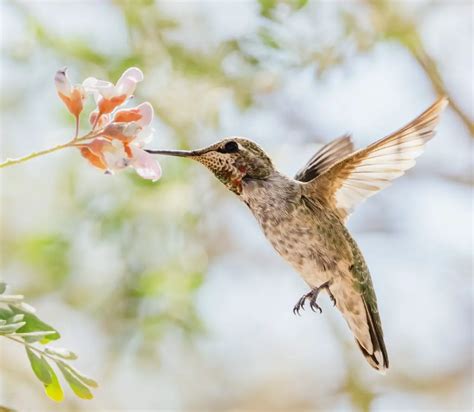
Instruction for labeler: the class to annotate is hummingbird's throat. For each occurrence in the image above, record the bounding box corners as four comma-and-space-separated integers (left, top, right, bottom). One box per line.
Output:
214, 164, 246, 195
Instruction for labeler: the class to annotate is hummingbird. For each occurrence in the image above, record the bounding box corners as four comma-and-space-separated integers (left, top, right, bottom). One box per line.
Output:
147, 97, 448, 372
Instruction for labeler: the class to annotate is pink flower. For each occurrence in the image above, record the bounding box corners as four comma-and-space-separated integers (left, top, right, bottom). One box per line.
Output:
53, 65, 161, 181
79, 138, 161, 181
114, 102, 153, 126
83, 67, 144, 115
78, 101, 161, 181
54, 68, 86, 119
101, 102, 154, 142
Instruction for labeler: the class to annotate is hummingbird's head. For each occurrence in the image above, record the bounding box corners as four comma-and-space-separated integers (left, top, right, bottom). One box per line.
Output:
146, 137, 274, 194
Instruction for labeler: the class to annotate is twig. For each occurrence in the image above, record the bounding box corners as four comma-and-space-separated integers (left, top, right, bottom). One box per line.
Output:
4, 335, 63, 363
412, 48, 474, 136
0, 130, 102, 169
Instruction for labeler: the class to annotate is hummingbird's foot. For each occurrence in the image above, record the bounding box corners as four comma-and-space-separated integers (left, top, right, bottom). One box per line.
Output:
318, 280, 337, 307
293, 289, 322, 315
326, 287, 337, 306
292, 281, 336, 315
308, 293, 323, 313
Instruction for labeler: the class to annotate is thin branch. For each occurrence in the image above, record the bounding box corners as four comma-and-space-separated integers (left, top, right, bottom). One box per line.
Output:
364, 0, 474, 137
412, 48, 474, 136
0, 130, 102, 169
4, 335, 63, 363
0, 141, 75, 169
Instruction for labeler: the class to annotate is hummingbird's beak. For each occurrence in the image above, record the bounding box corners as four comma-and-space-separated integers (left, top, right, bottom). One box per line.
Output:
144, 148, 205, 158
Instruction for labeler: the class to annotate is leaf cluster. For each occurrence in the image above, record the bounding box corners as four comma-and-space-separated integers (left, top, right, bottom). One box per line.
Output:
0, 282, 98, 402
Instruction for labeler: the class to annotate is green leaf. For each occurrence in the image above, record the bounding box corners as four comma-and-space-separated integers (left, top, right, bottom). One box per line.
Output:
25, 347, 52, 385
43, 362, 64, 402
17, 301, 36, 314
0, 322, 26, 334
9, 305, 60, 343
0, 294, 24, 303
0, 308, 13, 320
45, 347, 77, 360
57, 362, 93, 399
8, 314, 24, 323
59, 361, 98, 388
0, 282, 6, 294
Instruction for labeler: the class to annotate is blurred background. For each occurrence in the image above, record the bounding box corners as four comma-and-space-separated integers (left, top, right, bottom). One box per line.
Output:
0, 0, 472, 410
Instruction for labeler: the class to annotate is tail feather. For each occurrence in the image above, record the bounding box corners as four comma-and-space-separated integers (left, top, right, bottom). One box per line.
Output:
331, 276, 389, 373
356, 299, 389, 373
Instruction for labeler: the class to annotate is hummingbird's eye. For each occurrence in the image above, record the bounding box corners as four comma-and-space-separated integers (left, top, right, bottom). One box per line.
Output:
218, 141, 239, 154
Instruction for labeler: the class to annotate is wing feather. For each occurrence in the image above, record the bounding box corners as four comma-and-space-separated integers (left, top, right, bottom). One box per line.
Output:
307, 97, 448, 220
294, 135, 354, 182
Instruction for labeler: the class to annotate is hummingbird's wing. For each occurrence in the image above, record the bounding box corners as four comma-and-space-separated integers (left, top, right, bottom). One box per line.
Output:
307, 97, 448, 220
294, 135, 354, 182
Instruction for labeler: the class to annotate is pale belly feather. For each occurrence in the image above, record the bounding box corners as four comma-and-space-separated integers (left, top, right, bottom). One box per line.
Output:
241, 175, 342, 289
259, 206, 337, 288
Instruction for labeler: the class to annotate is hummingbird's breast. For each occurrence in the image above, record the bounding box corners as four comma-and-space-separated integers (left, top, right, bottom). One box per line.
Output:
241, 173, 347, 287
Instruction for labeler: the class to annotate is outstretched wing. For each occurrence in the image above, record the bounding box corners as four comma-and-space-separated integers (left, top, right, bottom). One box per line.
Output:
294, 135, 354, 182
308, 97, 448, 221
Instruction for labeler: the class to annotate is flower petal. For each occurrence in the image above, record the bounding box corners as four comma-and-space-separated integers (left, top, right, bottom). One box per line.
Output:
114, 101, 154, 126
116, 67, 143, 97
116, 77, 137, 98
130, 147, 162, 181
55, 68, 72, 96
57, 84, 85, 117
83, 77, 117, 99
135, 102, 154, 127
134, 125, 154, 146
78, 139, 112, 170
82, 77, 112, 90
118, 67, 144, 85
114, 108, 142, 123
89, 111, 110, 128
99, 95, 128, 114
102, 140, 130, 171
102, 122, 141, 142
124, 122, 142, 137
69, 86, 85, 117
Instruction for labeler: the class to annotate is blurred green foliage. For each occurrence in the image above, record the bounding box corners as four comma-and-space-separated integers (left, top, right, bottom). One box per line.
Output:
19, 234, 70, 289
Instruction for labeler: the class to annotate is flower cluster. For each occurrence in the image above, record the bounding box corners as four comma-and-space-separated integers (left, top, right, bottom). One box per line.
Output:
54, 67, 161, 181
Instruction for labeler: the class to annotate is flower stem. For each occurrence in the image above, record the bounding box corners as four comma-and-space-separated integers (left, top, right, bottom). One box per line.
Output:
0, 131, 101, 169
0, 141, 74, 168
74, 116, 80, 139
92, 111, 102, 130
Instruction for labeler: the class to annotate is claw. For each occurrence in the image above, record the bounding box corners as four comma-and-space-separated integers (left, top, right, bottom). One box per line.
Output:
325, 285, 337, 306
292, 281, 335, 316
293, 293, 310, 316
309, 298, 322, 313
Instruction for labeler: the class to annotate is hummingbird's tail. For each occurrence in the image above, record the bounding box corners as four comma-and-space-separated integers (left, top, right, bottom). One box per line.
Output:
354, 299, 389, 373
332, 274, 389, 373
